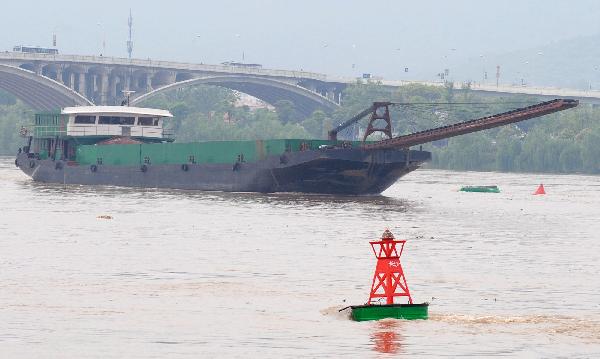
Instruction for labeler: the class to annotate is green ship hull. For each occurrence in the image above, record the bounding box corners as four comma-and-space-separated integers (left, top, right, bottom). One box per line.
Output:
350, 303, 429, 321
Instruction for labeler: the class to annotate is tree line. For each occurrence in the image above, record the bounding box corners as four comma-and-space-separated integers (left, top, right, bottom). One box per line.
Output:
0, 83, 598, 174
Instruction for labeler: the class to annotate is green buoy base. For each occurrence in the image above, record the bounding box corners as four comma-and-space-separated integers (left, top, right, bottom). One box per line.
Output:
460, 185, 500, 193
350, 303, 429, 321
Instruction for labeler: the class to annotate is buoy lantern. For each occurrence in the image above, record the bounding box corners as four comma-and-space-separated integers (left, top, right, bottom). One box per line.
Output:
349, 229, 428, 321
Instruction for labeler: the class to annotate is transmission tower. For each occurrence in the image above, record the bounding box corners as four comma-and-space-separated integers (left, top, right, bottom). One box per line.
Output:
127, 9, 133, 59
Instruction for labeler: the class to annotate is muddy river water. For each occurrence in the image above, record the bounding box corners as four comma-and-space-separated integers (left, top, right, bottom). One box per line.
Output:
1, 157, 599, 357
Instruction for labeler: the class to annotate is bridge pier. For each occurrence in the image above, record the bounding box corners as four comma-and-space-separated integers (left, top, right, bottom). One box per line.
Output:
98, 70, 109, 105
325, 85, 345, 105
55, 66, 64, 84
34, 63, 43, 76
145, 72, 153, 92
304, 83, 317, 92
123, 75, 131, 93
326, 90, 333, 101
152, 70, 176, 88
68, 72, 75, 89
109, 75, 120, 104
77, 73, 87, 98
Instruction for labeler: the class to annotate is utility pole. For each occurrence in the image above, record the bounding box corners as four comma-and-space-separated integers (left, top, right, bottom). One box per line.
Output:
127, 9, 134, 59
496, 65, 500, 87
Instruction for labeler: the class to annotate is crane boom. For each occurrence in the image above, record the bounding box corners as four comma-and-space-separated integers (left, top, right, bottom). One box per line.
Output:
361, 99, 578, 150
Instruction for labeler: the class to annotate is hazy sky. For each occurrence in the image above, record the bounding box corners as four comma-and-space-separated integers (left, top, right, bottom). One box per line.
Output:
1, 0, 599, 81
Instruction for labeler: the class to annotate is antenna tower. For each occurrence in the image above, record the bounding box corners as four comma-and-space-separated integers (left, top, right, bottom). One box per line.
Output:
127, 9, 133, 59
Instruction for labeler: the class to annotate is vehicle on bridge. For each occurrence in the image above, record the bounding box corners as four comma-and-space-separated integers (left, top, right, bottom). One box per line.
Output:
220, 61, 262, 69
14, 99, 577, 195
12, 45, 59, 55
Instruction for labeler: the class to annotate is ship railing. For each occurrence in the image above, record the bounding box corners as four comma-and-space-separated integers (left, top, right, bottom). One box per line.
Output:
64, 125, 168, 139
162, 128, 175, 139
24, 123, 173, 139
26, 125, 66, 138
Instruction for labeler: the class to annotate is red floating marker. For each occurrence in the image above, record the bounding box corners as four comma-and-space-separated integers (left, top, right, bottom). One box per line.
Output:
368, 229, 413, 305
534, 184, 546, 195
347, 229, 429, 321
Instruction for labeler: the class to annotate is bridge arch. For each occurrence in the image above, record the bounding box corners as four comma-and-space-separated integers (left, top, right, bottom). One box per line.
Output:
19, 63, 35, 72
0, 64, 93, 110
131, 75, 340, 117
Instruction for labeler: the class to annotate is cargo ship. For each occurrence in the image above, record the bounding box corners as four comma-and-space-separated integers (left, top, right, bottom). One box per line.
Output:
14, 99, 577, 195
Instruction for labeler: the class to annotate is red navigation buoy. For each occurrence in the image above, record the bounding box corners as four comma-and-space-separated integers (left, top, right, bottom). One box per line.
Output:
368, 229, 413, 305
345, 229, 429, 321
534, 184, 546, 195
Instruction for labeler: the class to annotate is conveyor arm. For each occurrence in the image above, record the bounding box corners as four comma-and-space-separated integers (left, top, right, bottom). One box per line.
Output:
361, 99, 578, 150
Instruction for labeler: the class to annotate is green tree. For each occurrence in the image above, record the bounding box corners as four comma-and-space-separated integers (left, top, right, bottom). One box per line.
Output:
0, 101, 33, 155
443, 82, 455, 103
274, 100, 298, 124
559, 142, 582, 172
580, 130, 600, 173
495, 127, 522, 171
300, 110, 330, 138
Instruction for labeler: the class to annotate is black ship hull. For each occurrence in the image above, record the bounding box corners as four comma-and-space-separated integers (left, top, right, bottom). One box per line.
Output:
15, 148, 430, 195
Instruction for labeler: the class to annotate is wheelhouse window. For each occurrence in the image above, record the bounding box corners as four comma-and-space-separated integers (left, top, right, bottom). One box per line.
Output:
99, 116, 135, 125
120, 117, 135, 125
138, 117, 159, 126
74, 115, 96, 124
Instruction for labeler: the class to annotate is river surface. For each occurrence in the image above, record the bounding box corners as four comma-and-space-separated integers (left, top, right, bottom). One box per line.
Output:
1, 156, 599, 358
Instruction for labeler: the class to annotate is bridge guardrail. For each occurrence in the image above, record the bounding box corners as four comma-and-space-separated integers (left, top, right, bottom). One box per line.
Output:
0, 52, 328, 81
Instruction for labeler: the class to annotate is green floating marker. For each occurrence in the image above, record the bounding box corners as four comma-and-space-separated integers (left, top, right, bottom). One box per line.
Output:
460, 185, 500, 193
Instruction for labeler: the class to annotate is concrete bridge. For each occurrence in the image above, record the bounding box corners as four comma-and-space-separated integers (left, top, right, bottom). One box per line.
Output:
0, 52, 345, 116
372, 79, 600, 105
2, 51, 600, 116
